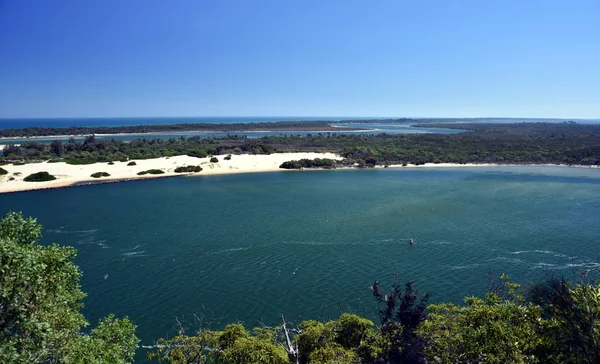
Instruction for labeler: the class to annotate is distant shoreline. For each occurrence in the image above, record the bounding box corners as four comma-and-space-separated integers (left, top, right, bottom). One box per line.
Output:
1, 154, 598, 194
0, 128, 377, 141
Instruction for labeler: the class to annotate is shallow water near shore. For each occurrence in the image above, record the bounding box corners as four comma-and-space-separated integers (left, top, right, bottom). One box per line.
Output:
1, 166, 600, 356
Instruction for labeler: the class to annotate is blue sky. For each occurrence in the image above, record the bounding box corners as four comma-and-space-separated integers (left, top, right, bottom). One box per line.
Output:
0, 0, 598, 118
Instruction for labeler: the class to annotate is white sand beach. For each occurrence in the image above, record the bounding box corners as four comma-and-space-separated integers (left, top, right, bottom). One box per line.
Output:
0, 153, 341, 193
3, 155, 599, 194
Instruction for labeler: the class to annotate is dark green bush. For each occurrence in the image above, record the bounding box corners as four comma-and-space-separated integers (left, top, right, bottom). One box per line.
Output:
47, 159, 62, 163
65, 159, 97, 165
174, 165, 203, 173
13, 161, 26, 166
23, 171, 57, 182
127, 161, 137, 166
224, 154, 232, 160
187, 150, 208, 158
210, 157, 219, 163
108, 162, 114, 165
280, 158, 336, 169
0, 167, 7, 175
91, 172, 110, 178
137, 169, 164, 175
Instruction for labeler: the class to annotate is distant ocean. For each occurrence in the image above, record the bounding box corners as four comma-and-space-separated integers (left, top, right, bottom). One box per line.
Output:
0, 116, 599, 129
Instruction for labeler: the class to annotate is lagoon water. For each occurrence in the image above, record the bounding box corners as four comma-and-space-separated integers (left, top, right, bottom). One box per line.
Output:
2, 167, 600, 352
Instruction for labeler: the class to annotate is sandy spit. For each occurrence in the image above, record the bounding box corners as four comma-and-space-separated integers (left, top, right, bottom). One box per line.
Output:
2, 157, 599, 194
0, 153, 341, 194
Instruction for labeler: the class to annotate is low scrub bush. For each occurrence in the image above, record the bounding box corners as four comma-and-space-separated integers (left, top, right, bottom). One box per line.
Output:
174, 165, 203, 173
24, 171, 57, 182
137, 169, 164, 175
91, 172, 110, 178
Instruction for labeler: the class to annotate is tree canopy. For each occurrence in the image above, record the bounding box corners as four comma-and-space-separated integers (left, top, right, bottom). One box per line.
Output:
0, 212, 139, 363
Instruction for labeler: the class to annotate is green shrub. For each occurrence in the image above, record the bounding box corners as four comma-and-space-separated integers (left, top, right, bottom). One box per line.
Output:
90, 172, 110, 178
0, 167, 7, 175
210, 157, 219, 163
108, 162, 114, 165
137, 169, 164, 175
65, 159, 97, 165
23, 171, 57, 182
224, 154, 232, 160
280, 158, 336, 169
8, 177, 15, 181
174, 165, 203, 173
13, 161, 26, 166
47, 159, 62, 163
188, 150, 208, 158
127, 161, 137, 166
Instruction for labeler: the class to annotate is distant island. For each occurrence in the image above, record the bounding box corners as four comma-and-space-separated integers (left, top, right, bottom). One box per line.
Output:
1, 121, 599, 193
0, 120, 374, 138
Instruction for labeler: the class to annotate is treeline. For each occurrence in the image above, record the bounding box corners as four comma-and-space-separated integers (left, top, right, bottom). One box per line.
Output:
266, 122, 600, 166
150, 273, 600, 363
0, 120, 362, 138
3, 122, 600, 166
1, 135, 275, 164
3, 211, 600, 363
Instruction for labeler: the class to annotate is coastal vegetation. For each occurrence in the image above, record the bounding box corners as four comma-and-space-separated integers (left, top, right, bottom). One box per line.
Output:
137, 169, 164, 175
2, 122, 599, 167
2, 211, 600, 363
0, 167, 7, 175
91, 172, 111, 178
0, 120, 361, 138
279, 158, 338, 169
210, 157, 219, 163
23, 171, 56, 182
174, 165, 203, 173
127, 161, 137, 166
0, 212, 138, 363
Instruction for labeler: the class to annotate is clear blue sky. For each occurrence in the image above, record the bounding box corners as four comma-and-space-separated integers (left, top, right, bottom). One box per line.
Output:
0, 0, 598, 118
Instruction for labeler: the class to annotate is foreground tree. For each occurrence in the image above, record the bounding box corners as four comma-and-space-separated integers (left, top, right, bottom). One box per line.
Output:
0, 212, 139, 363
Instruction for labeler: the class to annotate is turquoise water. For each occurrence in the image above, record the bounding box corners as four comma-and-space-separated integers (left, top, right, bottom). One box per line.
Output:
2, 167, 600, 355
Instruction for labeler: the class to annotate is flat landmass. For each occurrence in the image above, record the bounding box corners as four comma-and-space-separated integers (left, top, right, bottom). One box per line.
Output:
2, 121, 600, 193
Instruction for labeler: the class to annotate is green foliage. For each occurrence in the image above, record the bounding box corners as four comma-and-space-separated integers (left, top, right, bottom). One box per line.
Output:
224, 154, 232, 160
418, 298, 544, 363
150, 324, 287, 364
13, 161, 26, 166
528, 278, 600, 363
0, 167, 7, 175
0, 212, 139, 363
210, 157, 219, 163
65, 158, 98, 165
174, 165, 202, 173
127, 161, 137, 166
137, 169, 164, 175
23, 171, 57, 182
280, 158, 337, 169
108, 161, 115, 165
91, 172, 111, 178
149, 272, 600, 364
0, 120, 347, 138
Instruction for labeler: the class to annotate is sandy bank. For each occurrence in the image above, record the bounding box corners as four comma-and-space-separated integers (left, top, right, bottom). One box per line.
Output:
2, 157, 599, 194
0, 153, 341, 193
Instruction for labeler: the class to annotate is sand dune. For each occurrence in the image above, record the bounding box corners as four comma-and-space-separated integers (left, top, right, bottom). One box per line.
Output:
0, 153, 342, 193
